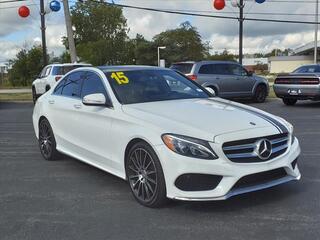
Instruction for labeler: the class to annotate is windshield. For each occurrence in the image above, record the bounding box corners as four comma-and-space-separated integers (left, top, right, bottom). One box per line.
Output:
105, 69, 210, 104
170, 63, 194, 74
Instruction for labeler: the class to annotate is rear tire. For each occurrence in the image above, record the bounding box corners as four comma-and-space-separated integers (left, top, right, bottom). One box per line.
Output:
282, 98, 297, 106
125, 141, 167, 208
38, 118, 59, 161
253, 85, 267, 103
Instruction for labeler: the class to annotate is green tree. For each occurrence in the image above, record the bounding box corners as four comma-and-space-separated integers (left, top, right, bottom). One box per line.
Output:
153, 21, 211, 66
130, 34, 156, 65
207, 49, 236, 61
69, 1, 130, 65
8, 46, 43, 86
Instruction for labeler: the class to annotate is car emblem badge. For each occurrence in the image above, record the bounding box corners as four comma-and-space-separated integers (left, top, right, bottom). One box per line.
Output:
255, 139, 272, 160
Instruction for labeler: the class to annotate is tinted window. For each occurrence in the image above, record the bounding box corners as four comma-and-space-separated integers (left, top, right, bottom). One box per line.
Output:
228, 64, 247, 76
52, 65, 89, 75
199, 64, 215, 74
170, 64, 193, 74
53, 77, 66, 95
293, 65, 320, 73
105, 70, 209, 104
61, 71, 84, 98
199, 64, 232, 75
40, 66, 50, 78
81, 72, 107, 98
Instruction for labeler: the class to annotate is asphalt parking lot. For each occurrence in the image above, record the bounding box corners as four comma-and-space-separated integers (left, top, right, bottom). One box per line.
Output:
0, 100, 319, 240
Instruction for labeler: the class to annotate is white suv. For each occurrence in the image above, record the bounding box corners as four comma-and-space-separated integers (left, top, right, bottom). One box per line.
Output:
32, 63, 91, 103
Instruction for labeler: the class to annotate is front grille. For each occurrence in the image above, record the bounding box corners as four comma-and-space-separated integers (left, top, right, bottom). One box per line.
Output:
222, 133, 289, 163
275, 77, 320, 85
232, 168, 288, 190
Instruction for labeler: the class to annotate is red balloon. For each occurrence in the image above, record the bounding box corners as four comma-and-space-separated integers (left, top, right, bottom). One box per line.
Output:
18, 6, 30, 18
213, 0, 226, 10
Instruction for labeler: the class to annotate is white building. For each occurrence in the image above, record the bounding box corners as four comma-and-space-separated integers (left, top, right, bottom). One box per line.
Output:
0, 62, 9, 74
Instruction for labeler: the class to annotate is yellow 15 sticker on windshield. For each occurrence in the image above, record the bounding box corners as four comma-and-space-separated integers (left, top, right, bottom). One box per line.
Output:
111, 72, 129, 85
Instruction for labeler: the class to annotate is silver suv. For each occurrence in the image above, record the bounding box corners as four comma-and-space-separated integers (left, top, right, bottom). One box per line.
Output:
170, 61, 269, 103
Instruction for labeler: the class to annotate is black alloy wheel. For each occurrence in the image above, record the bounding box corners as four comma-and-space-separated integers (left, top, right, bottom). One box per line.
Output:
126, 142, 167, 208
254, 85, 267, 103
38, 118, 59, 161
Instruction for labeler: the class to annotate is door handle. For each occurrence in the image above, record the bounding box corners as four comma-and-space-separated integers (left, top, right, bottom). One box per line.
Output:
74, 104, 82, 109
48, 100, 55, 104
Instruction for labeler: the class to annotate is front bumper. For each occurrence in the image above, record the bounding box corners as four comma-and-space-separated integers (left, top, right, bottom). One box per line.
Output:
154, 136, 301, 201
273, 84, 320, 100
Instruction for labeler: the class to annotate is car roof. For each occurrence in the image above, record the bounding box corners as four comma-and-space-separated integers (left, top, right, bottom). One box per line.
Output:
48, 63, 91, 67
97, 65, 167, 72
172, 60, 238, 65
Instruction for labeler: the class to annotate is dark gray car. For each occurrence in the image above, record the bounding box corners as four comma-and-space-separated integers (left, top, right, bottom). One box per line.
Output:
170, 61, 269, 103
273, 64, 320, 106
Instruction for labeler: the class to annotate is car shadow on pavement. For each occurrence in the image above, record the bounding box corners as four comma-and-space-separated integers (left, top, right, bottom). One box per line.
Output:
169, 183, 303, 212
59, 154, 304, 212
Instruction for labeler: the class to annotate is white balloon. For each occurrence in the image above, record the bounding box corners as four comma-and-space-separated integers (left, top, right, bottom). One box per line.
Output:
231, 0, 239, 7
44, 0, 52, 14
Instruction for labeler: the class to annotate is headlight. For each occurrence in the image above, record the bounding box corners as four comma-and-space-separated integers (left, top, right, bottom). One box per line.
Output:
161, 134, 218, 160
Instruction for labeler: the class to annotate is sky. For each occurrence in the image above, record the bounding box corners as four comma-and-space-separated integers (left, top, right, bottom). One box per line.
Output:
0, 0, 318, 62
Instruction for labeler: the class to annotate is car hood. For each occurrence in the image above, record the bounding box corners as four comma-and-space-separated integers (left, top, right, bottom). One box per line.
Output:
121, 98, 285, 141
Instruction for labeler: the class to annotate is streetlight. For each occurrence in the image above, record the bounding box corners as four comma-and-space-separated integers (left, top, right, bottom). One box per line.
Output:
158, 46, 166, 67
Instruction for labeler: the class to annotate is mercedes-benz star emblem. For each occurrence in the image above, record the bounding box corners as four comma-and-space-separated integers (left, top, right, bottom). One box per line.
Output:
255, 139, 272, 160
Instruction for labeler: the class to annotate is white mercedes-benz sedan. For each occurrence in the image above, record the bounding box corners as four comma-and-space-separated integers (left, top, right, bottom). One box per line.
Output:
32, 66, 301, 207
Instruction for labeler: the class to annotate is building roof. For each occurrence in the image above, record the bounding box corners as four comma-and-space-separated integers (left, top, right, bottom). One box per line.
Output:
269, 55, 313, 62
294, 41, 320, 55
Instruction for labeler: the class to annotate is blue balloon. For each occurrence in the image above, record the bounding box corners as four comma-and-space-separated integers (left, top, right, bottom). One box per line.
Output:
255, 0, 266, 3
49, 0, 61, 12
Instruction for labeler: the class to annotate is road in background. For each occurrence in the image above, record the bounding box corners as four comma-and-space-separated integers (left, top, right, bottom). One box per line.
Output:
0, 100, 319, 240
0, 89, 31, 94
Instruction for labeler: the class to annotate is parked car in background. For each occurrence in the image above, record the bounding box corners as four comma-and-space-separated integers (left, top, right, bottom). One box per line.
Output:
170, 61, 269, 103
33, 66, 300, 207
273, 64, 320, 106
32, 63, 91, 103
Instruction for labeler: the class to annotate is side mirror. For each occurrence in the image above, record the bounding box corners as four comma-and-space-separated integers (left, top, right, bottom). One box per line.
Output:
247, 70, 254, 77
205, 87, 216, 97
82, 93, 109, 107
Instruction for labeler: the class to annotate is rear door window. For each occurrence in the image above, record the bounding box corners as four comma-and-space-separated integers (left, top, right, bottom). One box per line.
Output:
199, 64, 216, 74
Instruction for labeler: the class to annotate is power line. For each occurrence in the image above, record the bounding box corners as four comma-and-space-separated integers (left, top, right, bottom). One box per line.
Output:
0, 0, 27, 4
98, 1, 320, 25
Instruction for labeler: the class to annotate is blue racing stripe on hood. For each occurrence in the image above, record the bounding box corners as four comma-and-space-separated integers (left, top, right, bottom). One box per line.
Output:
208, 99, 288, 134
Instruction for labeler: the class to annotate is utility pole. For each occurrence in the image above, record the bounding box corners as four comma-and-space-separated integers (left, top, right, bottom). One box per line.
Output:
314, 0, 319, 64
63, 0, 77, 63
40, 0, 48, 66
239, 0, 244, 65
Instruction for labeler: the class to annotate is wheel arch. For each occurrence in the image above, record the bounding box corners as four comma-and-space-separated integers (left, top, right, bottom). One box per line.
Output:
253, 82, 269, 94
124, 137, 155, 180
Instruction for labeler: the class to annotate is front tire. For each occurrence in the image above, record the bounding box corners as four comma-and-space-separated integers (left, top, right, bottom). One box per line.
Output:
38, 118, 59, 161
282, 98, 297, 106
125, 142, 167, 208
253, 85, 267, 103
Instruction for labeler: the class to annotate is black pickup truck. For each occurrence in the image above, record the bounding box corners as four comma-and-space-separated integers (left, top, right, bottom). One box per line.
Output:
273, 64, 320, 106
